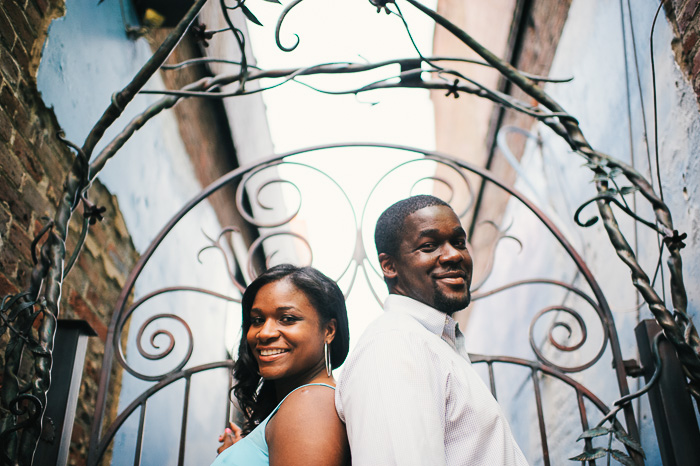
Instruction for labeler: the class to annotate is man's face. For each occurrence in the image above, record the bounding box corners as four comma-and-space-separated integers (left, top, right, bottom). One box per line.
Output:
380, 205, 473, 314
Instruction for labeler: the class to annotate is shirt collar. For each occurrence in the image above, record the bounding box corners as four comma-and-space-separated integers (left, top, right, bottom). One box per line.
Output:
384, 294, 460, 343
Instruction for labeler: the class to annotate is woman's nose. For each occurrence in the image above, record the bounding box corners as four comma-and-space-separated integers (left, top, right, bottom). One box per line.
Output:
256, 319, 279, 341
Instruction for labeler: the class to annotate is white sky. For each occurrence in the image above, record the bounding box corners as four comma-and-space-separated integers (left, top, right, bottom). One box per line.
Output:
242, 0, 439, 352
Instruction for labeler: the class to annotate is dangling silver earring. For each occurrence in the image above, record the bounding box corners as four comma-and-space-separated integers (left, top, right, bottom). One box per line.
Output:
324, 342, 332, 377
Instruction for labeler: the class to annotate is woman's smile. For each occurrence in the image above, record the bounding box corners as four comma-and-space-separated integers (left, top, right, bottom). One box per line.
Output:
256, 347, 290, 363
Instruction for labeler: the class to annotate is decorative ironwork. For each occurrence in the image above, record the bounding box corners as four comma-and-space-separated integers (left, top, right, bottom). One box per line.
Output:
84, 144, 641, 464
1, 0, 696, 464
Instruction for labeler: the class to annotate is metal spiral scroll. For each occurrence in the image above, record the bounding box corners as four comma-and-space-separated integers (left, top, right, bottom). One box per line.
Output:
473, 279, 610, 373
246, 231, 314, 280
234, 159, 360, 284
469, 220, 523, 292
235, 160, 357, 228
112, 288, 238, 381
275, 0, 306, 52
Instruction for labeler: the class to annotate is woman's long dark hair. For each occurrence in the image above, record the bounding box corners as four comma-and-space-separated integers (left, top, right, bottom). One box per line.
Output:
232, 264, 350, 434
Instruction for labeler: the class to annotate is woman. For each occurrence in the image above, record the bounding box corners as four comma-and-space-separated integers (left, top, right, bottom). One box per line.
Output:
212, 264, 351, 466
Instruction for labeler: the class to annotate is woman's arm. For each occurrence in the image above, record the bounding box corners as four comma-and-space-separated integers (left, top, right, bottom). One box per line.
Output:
266, 385, 350, 466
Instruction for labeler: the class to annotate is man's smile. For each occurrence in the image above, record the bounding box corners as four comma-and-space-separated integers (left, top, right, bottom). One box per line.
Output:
433, 270, 467, 286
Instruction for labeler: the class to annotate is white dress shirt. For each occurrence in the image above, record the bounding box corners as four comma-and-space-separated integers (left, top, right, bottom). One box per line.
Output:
336, 294, 528, 465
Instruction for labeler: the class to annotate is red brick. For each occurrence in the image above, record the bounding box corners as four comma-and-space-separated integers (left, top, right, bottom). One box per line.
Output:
11, 41, 29, 77
0, 110, 11, 144
12, 102, 34, 144
0, 84, 20, 119
13, 133, 44, 182
0, 244, 19, 277
84, 283, 101, 310
0, 47, 19, 87
32, 0, 49, 16
0, 272, 19, 295
679, 0, 700, 35
0, 201, 9, 237
3, 0, 37, 50
67, 290, 108, 341
0, 176, 31, 228
45, 182, 60, 206
19, 176, 49, 215
9, 221, 33, 263
24, 1, 42, 34
37, 139, 70, 188
15, 256, 30, 286
693, 46, 700, 76
0, 9, 16, 49
0, 142, 24, 186
683, 29, 699, 57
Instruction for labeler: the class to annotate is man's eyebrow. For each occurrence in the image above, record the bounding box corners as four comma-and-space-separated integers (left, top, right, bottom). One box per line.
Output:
417, 228, 440, 238
417, 226, 466, 238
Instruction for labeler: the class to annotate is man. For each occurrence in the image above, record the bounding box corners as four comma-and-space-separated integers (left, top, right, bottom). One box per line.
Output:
336, 195, 528, 465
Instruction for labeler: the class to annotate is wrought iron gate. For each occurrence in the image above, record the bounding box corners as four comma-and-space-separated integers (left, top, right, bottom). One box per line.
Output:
87, 143, 647, 465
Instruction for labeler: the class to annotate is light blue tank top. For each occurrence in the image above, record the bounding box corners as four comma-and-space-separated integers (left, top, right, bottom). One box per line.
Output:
210, 383, 335, 466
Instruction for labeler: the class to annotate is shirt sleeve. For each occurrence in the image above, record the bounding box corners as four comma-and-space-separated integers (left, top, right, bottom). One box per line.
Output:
337, 330, 447, 466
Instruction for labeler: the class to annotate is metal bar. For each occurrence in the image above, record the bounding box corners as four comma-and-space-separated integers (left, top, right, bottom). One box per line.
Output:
635, 319, 700, 465
576, 390, 596, 466
226, 367, 234, 426
487, 361, 497, 399
178, 376, 192, 466
34, 320, 96, 466
531, 368, 550, 466
134, 401, 147, 466
93, 361, 234, 463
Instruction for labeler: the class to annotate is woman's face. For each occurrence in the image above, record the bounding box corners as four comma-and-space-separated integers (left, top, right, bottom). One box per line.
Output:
247, 278, 335, 382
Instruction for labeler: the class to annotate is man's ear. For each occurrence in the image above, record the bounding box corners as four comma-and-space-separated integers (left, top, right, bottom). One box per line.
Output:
379, 253, 398, 280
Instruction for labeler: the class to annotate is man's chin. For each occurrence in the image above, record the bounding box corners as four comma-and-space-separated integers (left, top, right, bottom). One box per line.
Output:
433, 291, 471, 315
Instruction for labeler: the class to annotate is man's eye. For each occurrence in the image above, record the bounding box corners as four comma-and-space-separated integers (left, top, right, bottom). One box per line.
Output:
454, 239, 467, 249
419, 243, 437, 251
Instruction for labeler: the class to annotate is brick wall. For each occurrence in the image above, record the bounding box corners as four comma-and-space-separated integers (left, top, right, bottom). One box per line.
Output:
666, 0, 700, 104
0, 1, 139, 464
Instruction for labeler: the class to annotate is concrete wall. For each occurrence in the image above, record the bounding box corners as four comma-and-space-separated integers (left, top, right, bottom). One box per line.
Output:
463, 0, 700, 463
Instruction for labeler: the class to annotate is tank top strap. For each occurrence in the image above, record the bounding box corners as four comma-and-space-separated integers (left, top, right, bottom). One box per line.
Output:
269, 383, 335, 418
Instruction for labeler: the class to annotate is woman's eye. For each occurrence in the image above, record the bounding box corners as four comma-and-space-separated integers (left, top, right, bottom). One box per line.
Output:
250, 317, 264, 325
280, 315, 301, 324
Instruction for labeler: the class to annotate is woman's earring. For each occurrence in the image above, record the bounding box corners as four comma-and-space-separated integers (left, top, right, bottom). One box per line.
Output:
324, 342, 332, 377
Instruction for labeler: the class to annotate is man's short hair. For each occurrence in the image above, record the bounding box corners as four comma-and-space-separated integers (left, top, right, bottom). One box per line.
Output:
375, 195, 451, 257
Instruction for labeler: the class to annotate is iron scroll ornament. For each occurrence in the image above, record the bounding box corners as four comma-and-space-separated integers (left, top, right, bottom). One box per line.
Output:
126, 0, 696, 408
86, 142, 640, 464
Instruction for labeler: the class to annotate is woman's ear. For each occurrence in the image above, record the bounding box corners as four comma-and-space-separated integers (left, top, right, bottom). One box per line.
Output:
325, 318, 337, 344
379, 253, 398, 280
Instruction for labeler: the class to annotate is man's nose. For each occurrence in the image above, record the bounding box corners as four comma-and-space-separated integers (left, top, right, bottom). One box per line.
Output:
439, 243, 464, 263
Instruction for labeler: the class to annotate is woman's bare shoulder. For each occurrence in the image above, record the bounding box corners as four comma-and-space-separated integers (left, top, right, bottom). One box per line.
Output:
267, 385, 348, 466
273, 384, 338, 425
